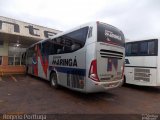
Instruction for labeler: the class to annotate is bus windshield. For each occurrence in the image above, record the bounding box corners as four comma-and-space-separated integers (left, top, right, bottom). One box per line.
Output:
97, 22, 125, 47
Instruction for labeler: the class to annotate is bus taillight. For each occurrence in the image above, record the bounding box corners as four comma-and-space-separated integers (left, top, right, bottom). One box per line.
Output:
89, 59, 100, 82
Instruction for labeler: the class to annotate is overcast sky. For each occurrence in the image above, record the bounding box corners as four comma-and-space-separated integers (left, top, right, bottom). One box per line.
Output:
0, 0, 160, 40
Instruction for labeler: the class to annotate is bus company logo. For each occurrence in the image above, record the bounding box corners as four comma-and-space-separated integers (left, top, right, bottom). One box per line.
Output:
105, 30, 122, 41
52, 56, 77, 67
107, 58, 118, 71
32, 58, 37, 64
32, 54, 37, 65
125, 59, 130, 64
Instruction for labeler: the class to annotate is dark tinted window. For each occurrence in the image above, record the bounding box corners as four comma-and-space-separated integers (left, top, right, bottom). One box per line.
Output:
28, 27, 88, 56
125, 43, 131, 55
64, 27, 88, 46
41, 39, 53, 56
51, 37, 64, 54
140, 42, 148, 55
97, 22, 125, 47
125, 39, 158, 56
51, 27, 88, 54
148, 41, 155, 55
131, 43, 138, 55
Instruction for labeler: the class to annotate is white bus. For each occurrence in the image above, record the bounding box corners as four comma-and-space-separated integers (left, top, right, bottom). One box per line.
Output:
26, 21, 125, 93
125, 38, 160, 86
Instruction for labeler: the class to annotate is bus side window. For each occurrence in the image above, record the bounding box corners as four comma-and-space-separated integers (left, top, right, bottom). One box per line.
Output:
148, 41, 155, 55
131, 43, 138, 55
62, 46, 71, 53
71, 43, 81, 51
64, 27, 88, 47
52, 38, 64, 54
51, 27, 88, 54
140, 42, 148, 55
125, 43, 131, 56
41, 40, 53, 56
61, 36, 72, 53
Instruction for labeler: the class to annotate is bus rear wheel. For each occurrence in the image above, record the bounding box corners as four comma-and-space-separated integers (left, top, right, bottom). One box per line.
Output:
50, 72, 59, 88
122, 75, 126, 86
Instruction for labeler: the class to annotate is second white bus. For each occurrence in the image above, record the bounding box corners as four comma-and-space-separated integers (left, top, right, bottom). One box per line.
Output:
125, 38, 160, 86
26, 21, 125, 93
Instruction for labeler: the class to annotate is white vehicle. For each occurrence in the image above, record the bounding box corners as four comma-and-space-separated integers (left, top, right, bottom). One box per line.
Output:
125, 38, 159, 86
26, 21, 125, 93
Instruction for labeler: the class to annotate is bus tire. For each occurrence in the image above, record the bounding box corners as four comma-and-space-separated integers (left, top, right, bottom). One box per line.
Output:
50, 72, 59, 88
122, 75, 126, 86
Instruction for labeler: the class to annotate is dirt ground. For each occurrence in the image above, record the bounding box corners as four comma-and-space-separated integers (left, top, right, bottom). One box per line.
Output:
0, 75, 160, 119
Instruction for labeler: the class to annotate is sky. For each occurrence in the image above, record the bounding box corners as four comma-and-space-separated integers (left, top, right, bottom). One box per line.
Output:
0, 0, 160, 40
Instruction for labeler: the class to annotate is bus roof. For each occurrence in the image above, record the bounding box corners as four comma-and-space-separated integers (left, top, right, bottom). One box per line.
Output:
126, 37, 160, 43
27, 21, 123, 49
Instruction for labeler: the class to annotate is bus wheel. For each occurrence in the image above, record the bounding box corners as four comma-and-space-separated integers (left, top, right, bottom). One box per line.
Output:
122, 75, 126, 86
50, 72, 59, 88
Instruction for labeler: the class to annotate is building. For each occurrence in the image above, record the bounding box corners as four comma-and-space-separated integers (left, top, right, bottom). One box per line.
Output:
0, 16, 61, 75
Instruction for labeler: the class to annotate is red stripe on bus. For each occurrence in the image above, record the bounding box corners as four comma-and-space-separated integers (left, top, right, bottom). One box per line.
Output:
37, 46, 48, 78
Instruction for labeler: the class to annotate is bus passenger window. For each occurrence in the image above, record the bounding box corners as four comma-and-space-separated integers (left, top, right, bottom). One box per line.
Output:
140, 42, 148, 55
62, 46, 71, 53
71, 44, 81, 51
131, 43, 138, 55
148, 41, 155, 55
56, 37, 63, 44
65, 38, 72, 46
65, 27, 88, 47
125, 43, 131, 56
57, 49, 62, 54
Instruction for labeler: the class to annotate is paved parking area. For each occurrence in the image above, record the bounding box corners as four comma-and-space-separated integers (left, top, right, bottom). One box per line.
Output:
0, 75, 160, 115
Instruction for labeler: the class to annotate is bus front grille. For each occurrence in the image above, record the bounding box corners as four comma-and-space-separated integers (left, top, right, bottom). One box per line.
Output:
134, 68, 150, 82
134, 68, 150, 73
100, 49, 123, 59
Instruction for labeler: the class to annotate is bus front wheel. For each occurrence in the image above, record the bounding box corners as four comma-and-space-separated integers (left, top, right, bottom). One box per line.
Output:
50, 72, 59, 88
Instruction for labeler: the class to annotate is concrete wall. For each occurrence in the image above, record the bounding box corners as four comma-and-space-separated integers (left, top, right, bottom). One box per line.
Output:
0, 16, 61, 39
0, 16, 61, 75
